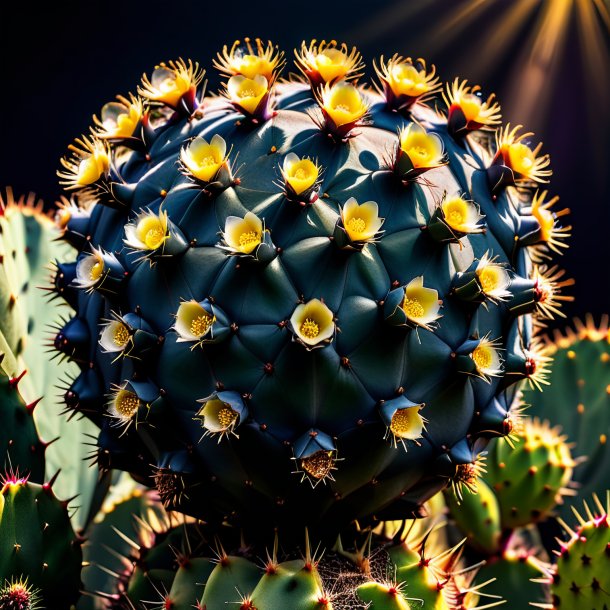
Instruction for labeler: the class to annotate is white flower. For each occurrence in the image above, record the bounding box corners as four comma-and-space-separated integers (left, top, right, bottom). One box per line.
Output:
402, 276, 442, 329
107, 386, 140, 428
290, 299, 335, 348
99, 320, 132, 353
74, 247, 106, 290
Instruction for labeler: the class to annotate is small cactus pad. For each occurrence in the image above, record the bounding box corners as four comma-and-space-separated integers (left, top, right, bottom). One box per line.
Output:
54, 38, 570, 539
534, 493, 610, 610
526, 316, 610, 519
484, 417, 575, 529
0, 476, 82, 608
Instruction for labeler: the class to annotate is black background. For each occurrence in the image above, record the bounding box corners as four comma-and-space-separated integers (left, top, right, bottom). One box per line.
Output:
2, 0, 609, 331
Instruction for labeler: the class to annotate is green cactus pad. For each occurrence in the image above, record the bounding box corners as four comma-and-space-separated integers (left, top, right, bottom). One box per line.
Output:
538, 493, 610, 610
484, 417, 575, 529
526, 317, 610, 520
0, 476, 82, 608
54, 39, 569, 540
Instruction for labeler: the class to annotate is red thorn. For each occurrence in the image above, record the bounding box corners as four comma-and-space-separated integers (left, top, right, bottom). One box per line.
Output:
26, 397, 43, 414
9, 369, 27, 389
44, 469, 61, 493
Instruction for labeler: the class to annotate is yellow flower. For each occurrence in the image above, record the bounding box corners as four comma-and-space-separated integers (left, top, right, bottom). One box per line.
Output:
174, 300, 216, 343
389, 405, 425, 442
195, 391, 247, 440
94, 94, 143, 139
530, 190, 571, 255
399, 124, 444, 169
282, 153, 320, 195
214, 38, 284, 81
180, 134, 228, 183
340, 197, 384, 242
441, 196, 484, 234
375, 55, 440, 103
319, 81, 369, 128
58, 136, 110, 190
226, 74, 269, 114
124, 210, 169, 252
496, 124, 552, 184
471, 336, 503, 380
108, 386, 140, 427
222, 211, 263, 254
443, 78, 502, 130
138, 59, 204, 108
295, 39, 364, 84
475, 253, 511, 302
402, 276, 442, 329
290, 299, 335, 348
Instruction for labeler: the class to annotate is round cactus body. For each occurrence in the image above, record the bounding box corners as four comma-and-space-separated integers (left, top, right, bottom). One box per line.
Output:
54, 39, 570, 540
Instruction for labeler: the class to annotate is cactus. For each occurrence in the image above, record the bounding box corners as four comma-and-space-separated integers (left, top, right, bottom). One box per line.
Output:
0, 473, 83, 608
0, 189, 102, 531
526, 316, 610, 519
532, 492, 610, 610
49, 37, 571, 541
0, 576, 42, 610
84, 502, 501, 610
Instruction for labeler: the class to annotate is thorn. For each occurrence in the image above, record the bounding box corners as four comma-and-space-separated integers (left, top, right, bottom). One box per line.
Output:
9, 369, 27, 389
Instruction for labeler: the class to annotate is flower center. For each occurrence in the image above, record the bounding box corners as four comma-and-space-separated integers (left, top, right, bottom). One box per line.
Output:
200, 155, 217, 167
472, 345, 492, 371
301, 450, 334, 480
90, 260, 104, 281
403, 297, 424, 319
113, 324, 130, 347
333, 103, 351, 112
160, 77, 177, 93
408, 145, 429, 159
239, 88, 256, 98
460, 94, 483, 121
239, 230, 260, 247
145, 227, 166, 250
478, 267, 499, 294
294, 168, 307, 179
390, 408, 417, 438
115, 391, 139, 418
217, 405, 238, 428
190, 313, 214, 337
300, 318, 320, 339
448, 209, 464, 225
347, 216, 366, 234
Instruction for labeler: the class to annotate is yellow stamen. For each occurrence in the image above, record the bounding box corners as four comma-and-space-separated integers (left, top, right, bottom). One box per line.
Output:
190, 313, 214, 337
145, 227, 165, 250
300, 318, 320, 339
239, 231, 260, 248
113, 324, 130, 347
347, 217, 366, 233
478, 267, 500, 294
217, 405, 238, 428
472, 346, 492, 371
403, 297, 424, 319
301, 451, 334, 479
90, 261, 104, 281
294, 168, 307, 179
115, 391, 139, 418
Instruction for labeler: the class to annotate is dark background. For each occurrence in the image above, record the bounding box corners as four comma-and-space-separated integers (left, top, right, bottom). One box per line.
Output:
2, 0, 609, 330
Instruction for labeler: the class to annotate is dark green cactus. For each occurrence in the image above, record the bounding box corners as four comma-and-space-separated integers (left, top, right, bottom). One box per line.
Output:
53, 39, 570, 541
526, 316, 610, 520
533, 492, 610, 610
0, 475, 83, 608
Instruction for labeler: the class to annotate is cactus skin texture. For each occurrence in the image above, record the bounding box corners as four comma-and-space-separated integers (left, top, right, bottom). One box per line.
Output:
0, 475, 82, 608
532, 493, 610, 610
84, 498, 498, 610
448, 418, 576, 532
54, 39, 569, 540
526, 316, 610, 520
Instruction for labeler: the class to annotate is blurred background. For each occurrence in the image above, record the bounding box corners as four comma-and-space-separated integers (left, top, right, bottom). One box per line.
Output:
2, 0, 609, 329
